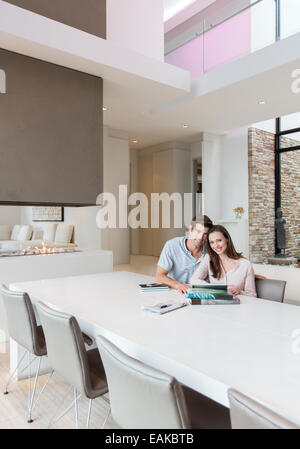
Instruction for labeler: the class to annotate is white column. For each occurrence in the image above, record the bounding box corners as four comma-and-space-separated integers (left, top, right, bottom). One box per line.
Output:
102, 127, 130, 265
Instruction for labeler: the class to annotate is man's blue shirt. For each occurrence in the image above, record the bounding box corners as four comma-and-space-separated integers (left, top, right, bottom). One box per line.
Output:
157, 236, 206, 284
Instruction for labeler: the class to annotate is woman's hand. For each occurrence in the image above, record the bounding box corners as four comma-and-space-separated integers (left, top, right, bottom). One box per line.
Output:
228, 285, 241, 296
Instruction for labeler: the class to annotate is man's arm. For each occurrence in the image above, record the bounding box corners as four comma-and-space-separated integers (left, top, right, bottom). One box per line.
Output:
156, 266, 190, 295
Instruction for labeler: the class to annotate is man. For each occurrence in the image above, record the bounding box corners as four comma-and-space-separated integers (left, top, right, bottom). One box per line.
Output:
156, 215, 213, 295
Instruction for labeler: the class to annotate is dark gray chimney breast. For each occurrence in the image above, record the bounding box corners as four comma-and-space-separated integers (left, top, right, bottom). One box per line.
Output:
0, 49, 103, 206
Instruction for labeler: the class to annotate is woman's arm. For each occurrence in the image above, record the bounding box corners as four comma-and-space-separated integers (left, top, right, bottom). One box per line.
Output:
240, 263, 257, 297
190, 254, 210, 285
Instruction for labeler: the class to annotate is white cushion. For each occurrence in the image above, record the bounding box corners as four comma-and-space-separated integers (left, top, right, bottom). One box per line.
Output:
41, 224, 57, 241
11, 225, 21, 240
16, 225, 33, 241
55, 224, 74, 243
0, 225, 11, 240
32, 229, 44, 240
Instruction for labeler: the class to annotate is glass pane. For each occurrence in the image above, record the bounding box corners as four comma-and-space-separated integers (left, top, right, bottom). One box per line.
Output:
250, 0, 276, 53
280, 150, 300, 259
280, 111, 300, 132
280, 131, 300, 149
164, 21, 204, 80
203, 6, 251, 73
281, 0, 300, 39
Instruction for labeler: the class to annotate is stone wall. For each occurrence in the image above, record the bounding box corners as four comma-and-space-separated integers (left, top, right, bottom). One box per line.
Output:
248, 128, 275, 263
248, 127, 300, 263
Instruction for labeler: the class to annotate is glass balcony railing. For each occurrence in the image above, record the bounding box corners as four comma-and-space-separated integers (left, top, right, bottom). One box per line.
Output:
165, 0, 300, 79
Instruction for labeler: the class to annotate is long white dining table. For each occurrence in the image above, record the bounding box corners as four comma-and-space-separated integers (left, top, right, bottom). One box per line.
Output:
10, 271, 300, 426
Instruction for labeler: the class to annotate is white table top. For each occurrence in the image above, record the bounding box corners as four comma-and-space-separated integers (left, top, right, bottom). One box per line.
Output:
10, 271, 300, 425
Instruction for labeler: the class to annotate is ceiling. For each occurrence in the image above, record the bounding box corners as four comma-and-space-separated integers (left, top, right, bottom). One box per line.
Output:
163, 0, 197, 21
2, 0, 300, 152
164, 0, 217, 32
103, 32, 300, 149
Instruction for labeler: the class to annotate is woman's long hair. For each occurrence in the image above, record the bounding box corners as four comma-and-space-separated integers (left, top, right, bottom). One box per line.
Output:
206, 225, 243, 279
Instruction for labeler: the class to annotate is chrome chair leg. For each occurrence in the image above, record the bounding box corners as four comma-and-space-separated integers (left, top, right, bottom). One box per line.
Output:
4, 351, 50, 424
86, 399, 92, 429
27, 352, 32, 422
27, 357, 42, 423
74, 388, 79, 429
49, 389, 82, 428
47, 384, 73, 429
101, 407, 111, 429
31, 369, 54, 414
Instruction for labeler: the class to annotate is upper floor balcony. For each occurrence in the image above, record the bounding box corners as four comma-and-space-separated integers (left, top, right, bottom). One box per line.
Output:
164, 0, 300, 79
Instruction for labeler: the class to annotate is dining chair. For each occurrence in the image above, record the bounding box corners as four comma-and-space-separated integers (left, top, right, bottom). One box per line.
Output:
0, 284, 49, 424
96, 335, 231, 429
228, 389, 298, 429
36, 301, 109, 429
255, 278, 286, 302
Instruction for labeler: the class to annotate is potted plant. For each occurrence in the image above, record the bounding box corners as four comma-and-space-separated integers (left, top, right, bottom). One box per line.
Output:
233, 207, 244, 219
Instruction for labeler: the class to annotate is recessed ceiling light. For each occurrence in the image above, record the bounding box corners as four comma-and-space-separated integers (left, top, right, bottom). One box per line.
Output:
183, 124, 189, 128
132, 139, 138, 144
258, 100, 266, 105
102, 106, 108, 111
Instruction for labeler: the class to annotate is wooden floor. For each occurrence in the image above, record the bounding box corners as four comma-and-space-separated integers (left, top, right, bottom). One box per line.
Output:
0, 342, 122, 429
0, 255, 158, 429
0, 342, 120, 429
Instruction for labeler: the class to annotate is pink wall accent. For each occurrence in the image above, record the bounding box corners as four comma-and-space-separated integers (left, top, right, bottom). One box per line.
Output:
165, 34, 204, 79
165, 9, 251, 78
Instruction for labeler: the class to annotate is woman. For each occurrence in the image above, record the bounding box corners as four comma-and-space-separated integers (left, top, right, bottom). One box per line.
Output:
190, 225, 257, 297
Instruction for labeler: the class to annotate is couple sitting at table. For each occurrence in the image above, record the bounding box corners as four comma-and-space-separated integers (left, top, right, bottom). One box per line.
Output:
156, 215, 257, 297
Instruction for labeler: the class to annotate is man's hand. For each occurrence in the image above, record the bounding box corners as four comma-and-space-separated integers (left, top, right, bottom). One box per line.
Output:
228, 285, 241, 296
174, 282, 190, 295
156, 266, 190, 295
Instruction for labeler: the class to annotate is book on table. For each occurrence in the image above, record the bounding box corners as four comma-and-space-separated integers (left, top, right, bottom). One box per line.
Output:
142, 301, 188, 314
139, 283, 170, 292
187, 284, 238, 304
189, 298, 240, 305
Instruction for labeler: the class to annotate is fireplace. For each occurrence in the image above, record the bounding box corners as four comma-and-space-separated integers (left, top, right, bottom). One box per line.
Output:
0, 245, 81, 258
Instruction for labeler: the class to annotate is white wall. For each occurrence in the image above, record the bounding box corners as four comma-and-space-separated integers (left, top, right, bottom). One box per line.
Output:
101, 127, 130, 265
201, 129, 250, 257
219, 128, 249, 221
0, 206, 20, 225
201, 133, 222, 225
20, 206, 102, 249
106, 0, 164, 61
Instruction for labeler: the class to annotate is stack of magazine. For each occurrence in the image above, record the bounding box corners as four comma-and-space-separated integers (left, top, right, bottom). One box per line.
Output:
142, 301, 188, 314
139, 283, 170, 293
186, 284, 240, 305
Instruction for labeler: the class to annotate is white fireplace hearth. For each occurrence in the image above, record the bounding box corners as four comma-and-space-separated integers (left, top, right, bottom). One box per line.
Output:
0, 246, 80, 257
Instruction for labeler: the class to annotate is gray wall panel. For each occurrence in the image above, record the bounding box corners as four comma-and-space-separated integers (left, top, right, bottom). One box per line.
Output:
4, 0, 106, 39
0, 49, 103, 206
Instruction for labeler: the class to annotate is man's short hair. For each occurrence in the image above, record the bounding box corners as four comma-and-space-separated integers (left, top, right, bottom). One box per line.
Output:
190, 215, 213, 230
